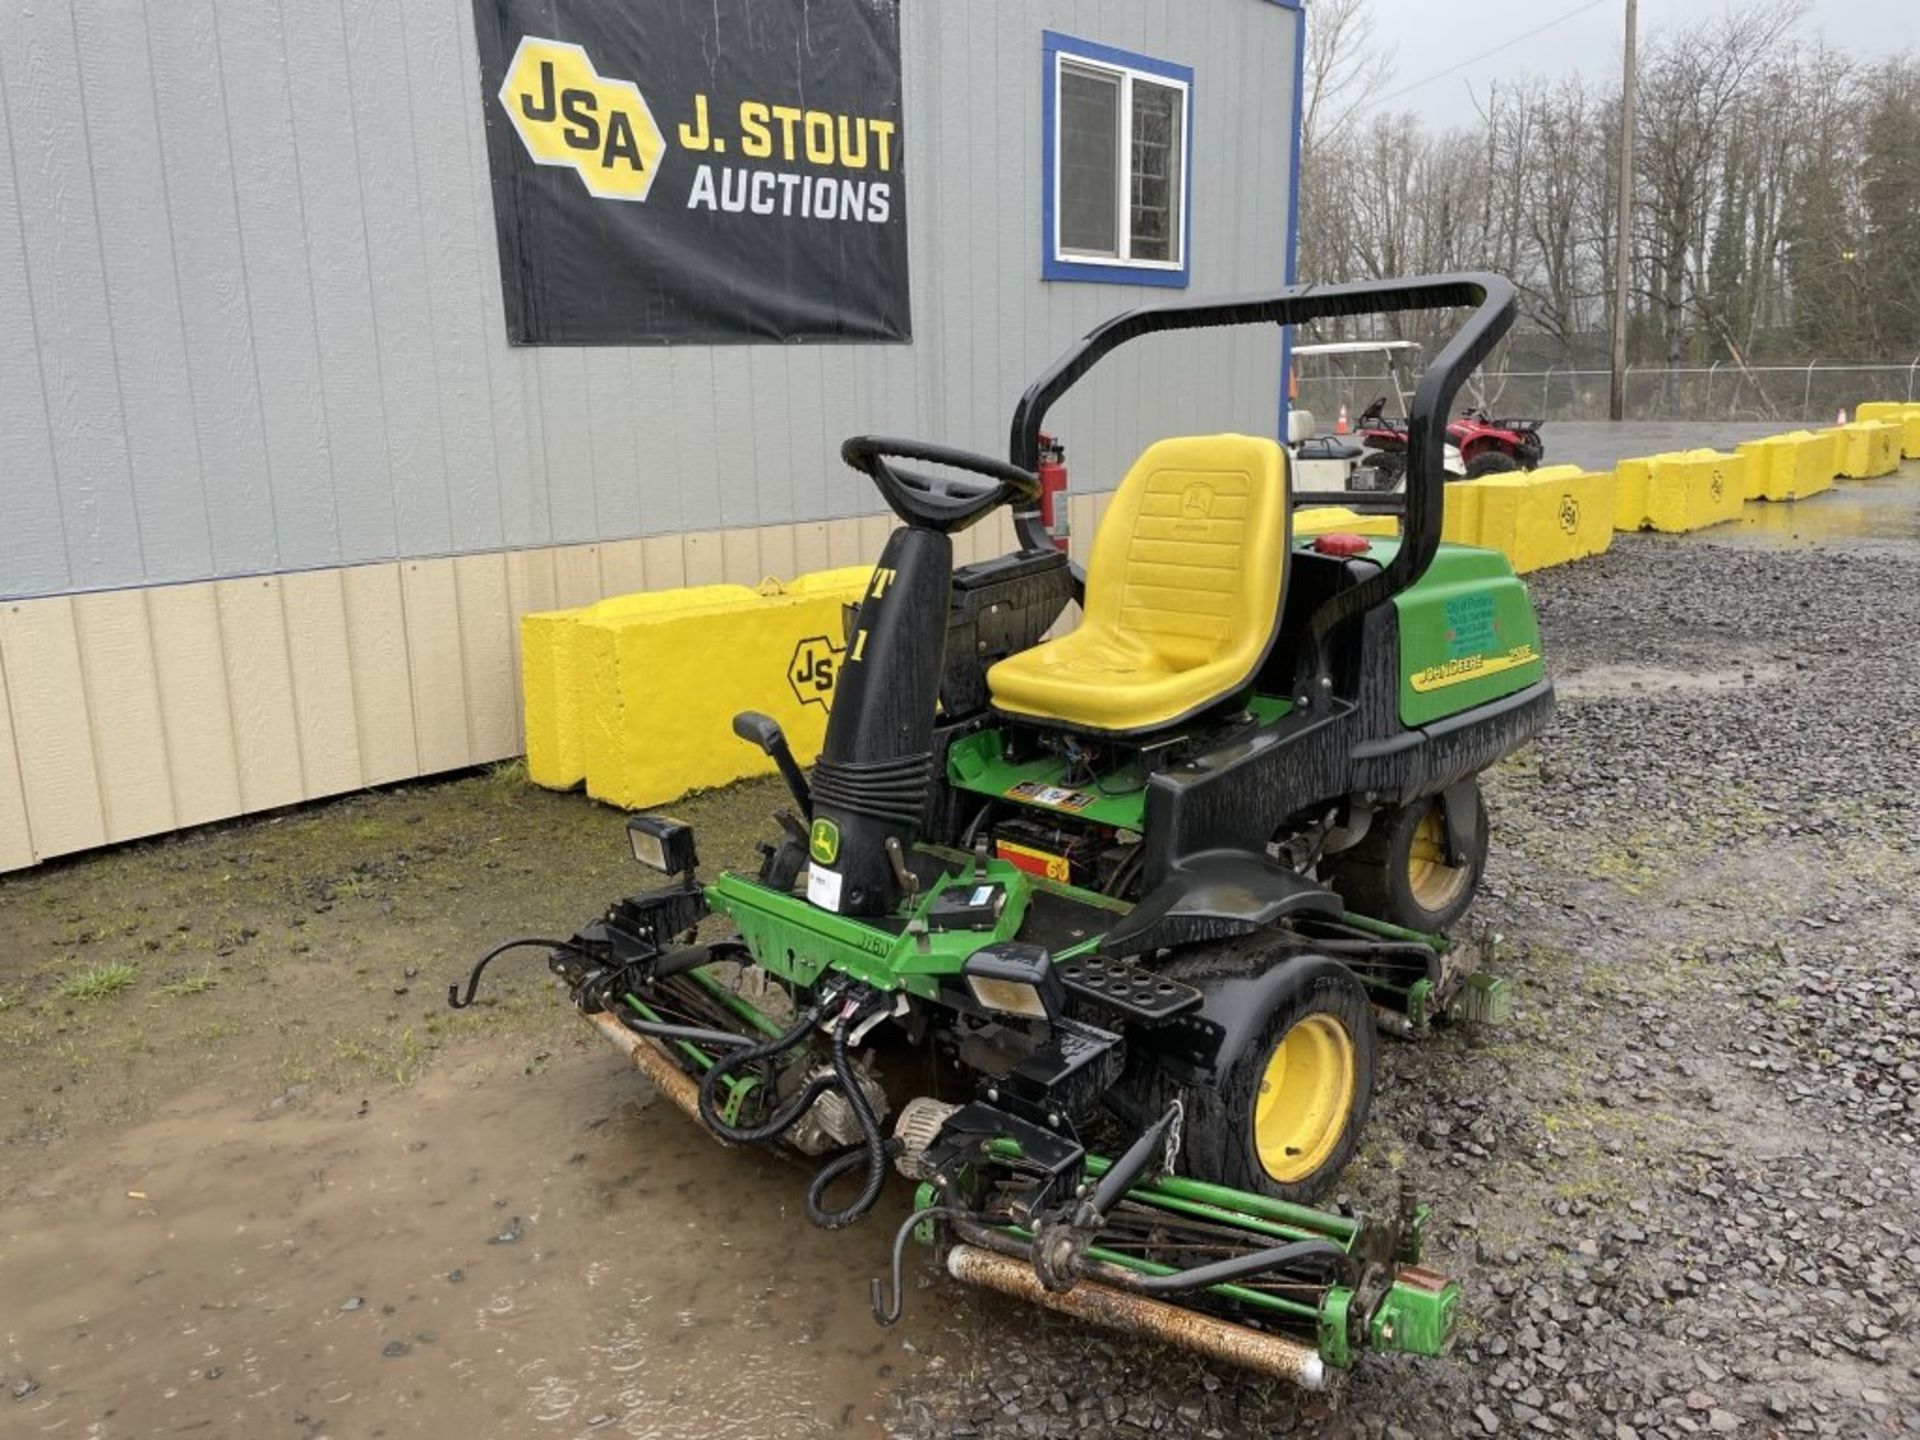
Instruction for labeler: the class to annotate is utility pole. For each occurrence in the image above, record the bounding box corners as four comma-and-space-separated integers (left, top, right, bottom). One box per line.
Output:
1609, 0, 1638, 421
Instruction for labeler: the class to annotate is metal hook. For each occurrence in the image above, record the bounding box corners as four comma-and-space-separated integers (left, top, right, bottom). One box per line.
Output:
870, 1205, 963, 1326
447, 937, 589, 1010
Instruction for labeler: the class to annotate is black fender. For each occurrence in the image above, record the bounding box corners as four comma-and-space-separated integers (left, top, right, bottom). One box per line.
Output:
1128, 941, 1361, 1086
1099, 849, 1341, 958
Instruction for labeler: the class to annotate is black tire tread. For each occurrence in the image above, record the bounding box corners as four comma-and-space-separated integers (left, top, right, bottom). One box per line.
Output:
1323, 787, 1489, 932
1127, 947, 1375, 1205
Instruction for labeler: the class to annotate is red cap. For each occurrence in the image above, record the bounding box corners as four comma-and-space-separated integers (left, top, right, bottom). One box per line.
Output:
1312, 532, 1372, 557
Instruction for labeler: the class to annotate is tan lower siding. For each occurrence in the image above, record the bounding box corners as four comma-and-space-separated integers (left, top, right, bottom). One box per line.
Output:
0, 639, 39, 871
0, 512, 1010, 871
0, 507, 1108, 871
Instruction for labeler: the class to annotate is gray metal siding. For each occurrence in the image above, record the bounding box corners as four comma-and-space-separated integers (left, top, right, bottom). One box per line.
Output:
0, 0, 1297, 601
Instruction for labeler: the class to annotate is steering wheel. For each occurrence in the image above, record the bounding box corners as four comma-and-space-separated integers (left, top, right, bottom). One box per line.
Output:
1356, 396, 1387, 426
840, 436, 1041, 533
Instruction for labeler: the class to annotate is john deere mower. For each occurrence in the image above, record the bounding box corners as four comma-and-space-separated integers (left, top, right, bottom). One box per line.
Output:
453, 274, 1552, 1386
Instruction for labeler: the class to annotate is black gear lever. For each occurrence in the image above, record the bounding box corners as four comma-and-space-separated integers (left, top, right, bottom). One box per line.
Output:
732, 711, 811, 816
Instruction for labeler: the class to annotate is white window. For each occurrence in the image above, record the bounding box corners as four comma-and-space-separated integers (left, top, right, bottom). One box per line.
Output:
1046, 35, 1192, 283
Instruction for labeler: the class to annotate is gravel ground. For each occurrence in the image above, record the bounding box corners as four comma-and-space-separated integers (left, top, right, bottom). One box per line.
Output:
885, 509, 1920, 1437
4, 482, 1917, 1439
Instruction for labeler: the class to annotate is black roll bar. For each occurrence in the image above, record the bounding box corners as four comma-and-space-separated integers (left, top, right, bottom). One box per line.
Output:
1005, 273, 1518, 708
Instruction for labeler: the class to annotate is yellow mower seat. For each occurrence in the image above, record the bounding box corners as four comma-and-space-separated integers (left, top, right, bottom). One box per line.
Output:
987, 434, 1290, 735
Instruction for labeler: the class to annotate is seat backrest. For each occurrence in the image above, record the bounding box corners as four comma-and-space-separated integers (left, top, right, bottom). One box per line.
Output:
1083, 434, 1291, 672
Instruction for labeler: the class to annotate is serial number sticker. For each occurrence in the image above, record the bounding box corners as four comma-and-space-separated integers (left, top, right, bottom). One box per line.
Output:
1006, 780, 1096, 812
806, 863, 843, 912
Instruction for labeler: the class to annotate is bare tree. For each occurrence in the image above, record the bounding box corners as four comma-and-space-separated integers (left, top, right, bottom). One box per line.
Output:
1295, 0, 1906, 369
1301, 0, 1393, 158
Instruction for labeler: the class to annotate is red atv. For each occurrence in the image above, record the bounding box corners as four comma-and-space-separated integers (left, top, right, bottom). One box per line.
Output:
1356, 398, 1545, 481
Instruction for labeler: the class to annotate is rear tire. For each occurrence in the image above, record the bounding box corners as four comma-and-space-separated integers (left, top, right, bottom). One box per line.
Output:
1464, 451, 1520, 478
1324, 786, 1488, 932
1130, 954, 1375, 1205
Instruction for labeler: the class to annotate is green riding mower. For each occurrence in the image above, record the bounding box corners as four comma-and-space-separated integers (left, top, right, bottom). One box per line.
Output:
453, 274, 1552, 1386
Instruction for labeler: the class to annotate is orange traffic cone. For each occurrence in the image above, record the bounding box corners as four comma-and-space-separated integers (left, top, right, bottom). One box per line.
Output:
1836, 406, 1848, 425
1335, 402, 1350, 436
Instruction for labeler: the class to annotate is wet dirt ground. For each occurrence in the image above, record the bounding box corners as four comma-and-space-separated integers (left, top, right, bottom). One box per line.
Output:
4, 470, 1919, 1439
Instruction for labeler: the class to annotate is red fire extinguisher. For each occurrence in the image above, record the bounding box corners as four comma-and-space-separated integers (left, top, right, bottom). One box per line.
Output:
1037, 433, 1069, 552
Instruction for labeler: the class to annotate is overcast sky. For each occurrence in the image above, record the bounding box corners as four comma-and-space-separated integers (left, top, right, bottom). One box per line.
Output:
1357, 0, 1920, 129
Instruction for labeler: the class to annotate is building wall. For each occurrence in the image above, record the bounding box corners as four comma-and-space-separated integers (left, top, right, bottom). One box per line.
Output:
0, 0, 1299, 868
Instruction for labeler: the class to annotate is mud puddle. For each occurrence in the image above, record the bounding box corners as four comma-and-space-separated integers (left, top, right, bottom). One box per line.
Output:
1717, 469, 1920, 548
1556, 660, 1783, 699
0, 1044, 940, 1439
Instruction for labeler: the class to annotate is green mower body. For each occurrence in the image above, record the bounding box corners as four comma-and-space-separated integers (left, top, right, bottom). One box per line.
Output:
461, 274, 1551, 1382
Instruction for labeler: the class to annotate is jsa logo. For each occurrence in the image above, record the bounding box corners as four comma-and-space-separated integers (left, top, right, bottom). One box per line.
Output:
499, 37, 665, 202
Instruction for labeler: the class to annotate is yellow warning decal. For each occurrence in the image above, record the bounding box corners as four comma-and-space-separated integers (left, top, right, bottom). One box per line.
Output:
995, 840, 1072, 882
1410, 644, 1541, 693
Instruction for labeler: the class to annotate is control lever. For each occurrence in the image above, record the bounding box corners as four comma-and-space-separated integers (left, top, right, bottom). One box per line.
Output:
732, 711, 811, 815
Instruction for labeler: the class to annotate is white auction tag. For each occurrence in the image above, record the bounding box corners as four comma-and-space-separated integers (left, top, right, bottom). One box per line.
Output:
807, 863, 844, 912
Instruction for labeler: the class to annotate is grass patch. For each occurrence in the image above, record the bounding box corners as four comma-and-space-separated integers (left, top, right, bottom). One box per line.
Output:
0, 992, 17, 1013
158, 967, 219, 998
63, 962, 139, 1002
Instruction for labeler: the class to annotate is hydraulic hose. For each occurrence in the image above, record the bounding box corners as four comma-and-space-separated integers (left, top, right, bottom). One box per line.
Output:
695, 998, 829, 1144
803, 1003, 894, 1230
1103, 1239, 1353, 1297
606, 1005, 764, 1054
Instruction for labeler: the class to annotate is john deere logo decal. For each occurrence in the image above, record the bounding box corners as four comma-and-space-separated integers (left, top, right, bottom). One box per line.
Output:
499, 37, 666, 202
1558, 494, 1580, 535
809, 818, 841, 865
1412, 643, 1542, 693
788, 635, 844, 709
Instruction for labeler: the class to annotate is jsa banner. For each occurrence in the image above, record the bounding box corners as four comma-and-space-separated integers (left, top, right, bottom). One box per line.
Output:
472, 0, 910, 345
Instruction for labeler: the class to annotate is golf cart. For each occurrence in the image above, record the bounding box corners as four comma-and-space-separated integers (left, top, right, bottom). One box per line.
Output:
454, 274, 1553, 1384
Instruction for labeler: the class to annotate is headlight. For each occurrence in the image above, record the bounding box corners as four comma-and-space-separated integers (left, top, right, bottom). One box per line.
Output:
962, 942, 1062, 1021
626, 815, 698, 875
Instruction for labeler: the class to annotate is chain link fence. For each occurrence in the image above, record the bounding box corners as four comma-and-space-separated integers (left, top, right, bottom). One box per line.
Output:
1295, 360, 1920, 427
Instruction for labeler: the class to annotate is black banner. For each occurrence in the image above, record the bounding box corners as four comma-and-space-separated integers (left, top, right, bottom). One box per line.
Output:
472, 0, 910, 345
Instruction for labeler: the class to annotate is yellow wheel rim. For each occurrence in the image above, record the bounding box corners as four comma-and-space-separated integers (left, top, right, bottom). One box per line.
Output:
1254, 1013, 1358, 1183
1407, 805, 1470, 913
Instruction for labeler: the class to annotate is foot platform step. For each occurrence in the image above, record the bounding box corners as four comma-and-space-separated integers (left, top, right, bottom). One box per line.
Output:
1055, 955, 1202, 1022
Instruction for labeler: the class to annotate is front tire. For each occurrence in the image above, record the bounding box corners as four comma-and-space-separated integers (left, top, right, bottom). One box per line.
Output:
1131, 955, 1375, 1205
1464, 451, 1521, 478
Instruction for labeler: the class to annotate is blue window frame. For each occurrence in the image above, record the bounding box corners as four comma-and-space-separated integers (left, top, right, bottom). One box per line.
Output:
1042, 31, 1194, 288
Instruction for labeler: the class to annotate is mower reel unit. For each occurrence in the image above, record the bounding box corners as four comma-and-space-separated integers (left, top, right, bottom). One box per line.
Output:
454, 274, 1552, 1384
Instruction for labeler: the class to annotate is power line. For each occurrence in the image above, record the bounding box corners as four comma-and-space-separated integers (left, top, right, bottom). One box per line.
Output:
1356, 0, 1612, 115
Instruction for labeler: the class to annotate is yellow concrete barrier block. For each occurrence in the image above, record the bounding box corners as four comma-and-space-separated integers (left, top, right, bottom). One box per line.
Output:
1735, 432, 1838, 502
1826, 420, 1902, 477
1460, 465, 1616, 573
1293, 505, 1400, 538
521, 583, 764, 789
771, 564, 876, 598
1438, 483, 1484, 547
1641, 449, 1745, 533
521, 610, 585, 789
1731, 440, 1767, 500
1855, 402, 1920, 458
1613, 457, 1652, 531
580, 579, 866, 810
